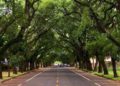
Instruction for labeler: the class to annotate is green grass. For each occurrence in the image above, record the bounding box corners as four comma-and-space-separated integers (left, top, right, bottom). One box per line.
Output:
2, 71, 25, 80
92, 68, 120, 80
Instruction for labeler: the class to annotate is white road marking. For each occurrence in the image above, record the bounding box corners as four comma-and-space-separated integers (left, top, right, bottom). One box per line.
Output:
94, 82, 101, 86
70, 69, 102, 86
25, 68, 51, 82
18, 83, 22, 86
25, 72, 42, 82
74, 72, 91, 81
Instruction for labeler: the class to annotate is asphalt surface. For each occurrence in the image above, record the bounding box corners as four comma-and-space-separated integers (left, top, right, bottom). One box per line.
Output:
21, 67, 96, 86
1, 67, 120, 86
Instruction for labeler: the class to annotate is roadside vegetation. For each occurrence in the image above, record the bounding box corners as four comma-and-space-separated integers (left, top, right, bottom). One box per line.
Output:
0, 0, 120, 81
2, 71, 25, 80
93, 66, 120, 80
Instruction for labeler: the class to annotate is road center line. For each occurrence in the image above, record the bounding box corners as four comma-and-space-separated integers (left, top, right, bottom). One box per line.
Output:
56, 68, 59, 86
56, 77, 59, 86
56, 79, 59, 84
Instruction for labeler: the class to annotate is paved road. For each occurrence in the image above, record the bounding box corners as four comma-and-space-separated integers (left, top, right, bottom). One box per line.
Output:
1, 67, 120, 86
58, 68, 96, 86
20, 67, 96, 86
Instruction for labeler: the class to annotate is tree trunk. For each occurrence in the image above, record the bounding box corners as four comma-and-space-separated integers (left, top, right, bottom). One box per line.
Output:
95, 52, 102, 73
41, 62, 44, 68
19, 64, 24, 73
13, 66, 17, 74
85, 50, 93, 71
35, 62, 39, 69
98, 62, 102, 73
0, 62, 3, 79
8, 64, 10, 77
101, 59, 108, 75
94, 59, 98, 71
111, 57, 118, 77
22, 61, 29, 71
79, 61, 82, 69
30, 61, 35, 70
25, 62, 29, 71
85, 59, 92, 71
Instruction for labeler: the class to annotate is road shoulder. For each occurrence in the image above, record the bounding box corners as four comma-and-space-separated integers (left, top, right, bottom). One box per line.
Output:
69, 67, 120, 86
0, 68, 50, 86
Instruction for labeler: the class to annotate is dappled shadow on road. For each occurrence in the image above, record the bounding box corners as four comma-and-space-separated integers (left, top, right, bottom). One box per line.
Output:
73, 68, 120, 86
2, 67, 120, 86
0, 69, 44, 86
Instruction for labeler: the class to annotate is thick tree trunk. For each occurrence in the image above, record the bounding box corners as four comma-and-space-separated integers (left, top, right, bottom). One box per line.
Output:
41, 62, 44, 68
96, 54, 104, 73
25, 62, 29, 71
23, 61, 28, 72
8, 64, 11, 77
85, 58, 92, 71
101, 59, 108, 75
13, 66, 17, 74
24, 62, 29, 71
85, 57, 92, 71
95, 54, 101, 72
98, 62, 102, 73
21, 61, 29, 71
0, 62, 3, 79
30, 61, 35, 70
85, 51, 93, 71
111, 57, 118, 77
35, 62, 37, 69
35, 62, 39, 69
19, 62, 23, 73
76, 55, 81, 69
79, 61, 82, 69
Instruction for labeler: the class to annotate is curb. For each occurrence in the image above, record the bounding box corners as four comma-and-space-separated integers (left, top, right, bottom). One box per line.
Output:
1, 72, 30, 83
0, 69, 40, 83
94, 73, 120, 82
73, 67, 120, 82
0, 68, 46, 83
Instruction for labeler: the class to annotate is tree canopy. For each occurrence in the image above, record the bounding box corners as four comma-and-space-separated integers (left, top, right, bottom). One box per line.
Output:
0, 0, 120, 79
